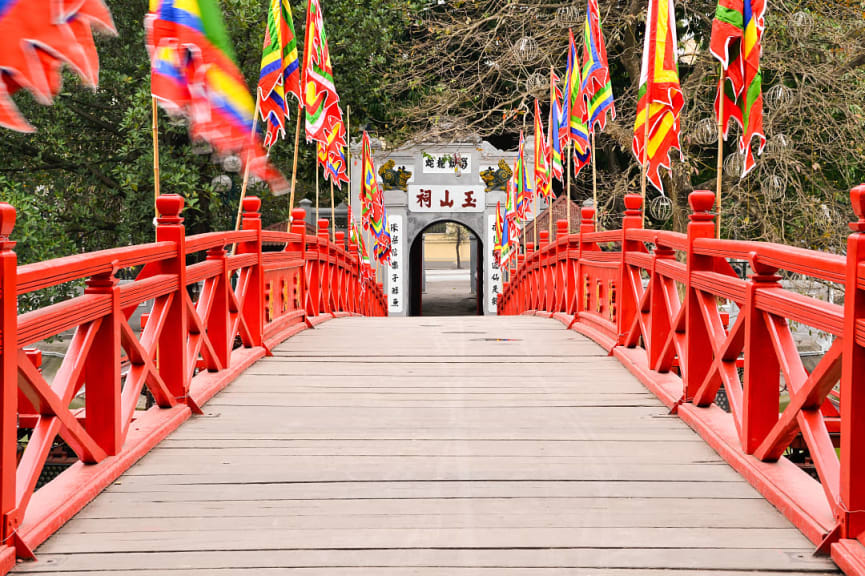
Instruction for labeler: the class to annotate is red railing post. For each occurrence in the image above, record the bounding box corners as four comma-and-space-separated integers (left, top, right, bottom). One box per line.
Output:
205, 242, 231, 369
239, 197, 264, 347
317, 220, 330, 315
155, 195, 189, 402
684, 191, 717, 401
841, 184, 865, 540
289, 209, 307, 323
335, 231, 346, 312
618, 195, 644, 345
0, 204, 17, 549
83, 270, 122, 455
524, 243, 534, 312
577, 206, 596, 321
556, 220, 569, 312
348, 235, 359, 314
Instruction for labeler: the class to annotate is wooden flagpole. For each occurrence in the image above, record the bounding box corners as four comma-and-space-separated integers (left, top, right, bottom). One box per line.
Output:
639, 94, 650, 228
315, 143, 320, 222
346, 105, 351, 241
151, 96, 161, 219
330, 179, 336, 242
566, 141, 572, 235
287, 107, 302, 231
234, 97, 262, 232
716, 66, 725, 240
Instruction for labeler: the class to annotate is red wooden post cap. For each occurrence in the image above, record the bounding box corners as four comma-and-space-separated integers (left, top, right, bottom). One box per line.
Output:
527, 242, 534, 253
291, 208, 306, 222
156, 194, 184, 223
318, 219, 330, 232
581, 206, 596, 223
335, 231, 345, 246
556, 220, 569, 233
850, 184, 865, 232
0, 203, 15, 242
540, 230, 549, 244
624, 194, 643, 214
243, 196, 261, 216
688, 190, 716, 213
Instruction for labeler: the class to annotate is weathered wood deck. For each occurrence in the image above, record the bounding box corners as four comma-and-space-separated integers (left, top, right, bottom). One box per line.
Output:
15, 316, 839, 574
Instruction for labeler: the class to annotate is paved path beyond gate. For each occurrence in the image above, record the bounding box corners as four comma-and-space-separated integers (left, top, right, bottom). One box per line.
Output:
14, 317, 839, 574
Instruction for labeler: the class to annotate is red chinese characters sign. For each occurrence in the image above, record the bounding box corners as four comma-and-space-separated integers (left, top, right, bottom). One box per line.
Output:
409, 185, 485, 213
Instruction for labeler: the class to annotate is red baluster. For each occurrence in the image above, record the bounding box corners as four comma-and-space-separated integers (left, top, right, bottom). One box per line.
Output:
556, 220, 569, 313
155, 195, 189, 402
83, 269, 121, 455
206, 241, 230, 370
577, 206, 596, 320
239, 197, 264, 347
841, 184, 865, 540
619, 195, 643, 346
0, 203, 17, 548
684, 191, 717, 401
317, 219, 330, 315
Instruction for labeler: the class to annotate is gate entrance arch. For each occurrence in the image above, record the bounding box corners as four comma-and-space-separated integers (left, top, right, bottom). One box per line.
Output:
350, 141, 521, 317
408, 218, 484, 316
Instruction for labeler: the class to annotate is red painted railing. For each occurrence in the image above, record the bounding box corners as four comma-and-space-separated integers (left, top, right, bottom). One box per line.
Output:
0, 195, 385, 572
499, 187, 865, 575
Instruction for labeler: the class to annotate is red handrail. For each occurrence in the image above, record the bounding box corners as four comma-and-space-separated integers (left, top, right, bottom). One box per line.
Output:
0, 196, 386, 572
499, 186, 865, 574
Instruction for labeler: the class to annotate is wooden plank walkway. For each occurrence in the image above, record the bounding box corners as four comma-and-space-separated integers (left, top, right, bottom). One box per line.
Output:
15, 316, 839, 575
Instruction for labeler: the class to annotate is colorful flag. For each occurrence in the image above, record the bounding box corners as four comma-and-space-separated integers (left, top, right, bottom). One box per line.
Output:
548, 70, 565, 183
360, 131, 382, 232
533, 100, 552, 200
515, 131, 533, 222
258, 0, 301, 148
632, 0, 684, 194
581, 0, 617, 132
0, 0, 115, 132
564, 29, 591, 178
302, 0, 340, 145
318, 114, 348, 187
710, 0, 766, 177
147, 0, 287, 192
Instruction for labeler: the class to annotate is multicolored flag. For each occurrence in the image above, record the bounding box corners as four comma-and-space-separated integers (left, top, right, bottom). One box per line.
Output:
147, 0, 287, 192
564, 29, 591, 178
710, 0, 766, 176
360, 131, 388, 243
0, 0, 115, 132
581, 0, 617, 132
533, 100, 552, 200
258, 0, 301, 148
632, 0, 684, 194
515, 131, 533, 222
318, 114, 348, 187
548, 74, 565, 184
302, 0, 340, 145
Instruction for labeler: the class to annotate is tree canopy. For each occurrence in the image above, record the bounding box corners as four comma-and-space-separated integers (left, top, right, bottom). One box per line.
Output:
0, 0, 863, 272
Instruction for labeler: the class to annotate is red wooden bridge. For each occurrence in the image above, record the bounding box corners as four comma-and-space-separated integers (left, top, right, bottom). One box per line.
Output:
0, 189, 864, 574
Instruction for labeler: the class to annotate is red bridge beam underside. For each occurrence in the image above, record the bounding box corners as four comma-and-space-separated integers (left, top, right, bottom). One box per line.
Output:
497, 186, 865, 576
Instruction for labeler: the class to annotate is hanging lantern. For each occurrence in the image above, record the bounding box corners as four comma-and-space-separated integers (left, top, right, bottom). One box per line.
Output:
513, 36, 538, 64
526, 72, 545, 94
211, 174, 232, 193
695, 118, 718, 146
789, 11, 814, 40
649, 195, 673, 223
556, 6, 579, 28
724, 152, 745, 178
761, 171, 787, 201
222, 155, 242, 173
765, 84, 795, 111
766, 133, 790, 157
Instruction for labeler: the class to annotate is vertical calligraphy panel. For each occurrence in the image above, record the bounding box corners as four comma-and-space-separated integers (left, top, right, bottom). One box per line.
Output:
486, 214, 502, 314
387, 215, 404, 314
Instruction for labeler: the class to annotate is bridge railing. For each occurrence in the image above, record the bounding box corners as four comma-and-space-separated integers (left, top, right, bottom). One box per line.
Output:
499, 187, 865, 573
0, 195, 385, 572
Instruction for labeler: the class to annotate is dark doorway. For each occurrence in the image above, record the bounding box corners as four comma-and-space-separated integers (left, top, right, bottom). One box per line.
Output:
409, 221, 483, 316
